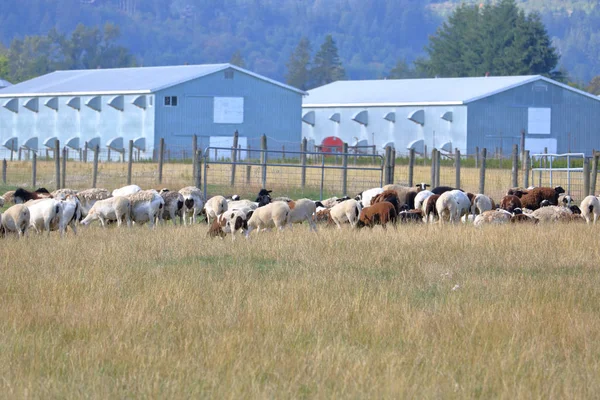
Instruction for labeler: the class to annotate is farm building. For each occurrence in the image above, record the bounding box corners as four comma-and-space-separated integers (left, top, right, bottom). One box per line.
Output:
0, 64, 305, 159
0, 79, 11, 90
302, 75, 600, 156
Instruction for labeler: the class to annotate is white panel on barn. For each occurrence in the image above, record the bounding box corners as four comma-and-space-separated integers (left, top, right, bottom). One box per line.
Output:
525, 138, 557, 154
208, 136, 248, 160
213, 97, 244, 124
528, 108, 551, 134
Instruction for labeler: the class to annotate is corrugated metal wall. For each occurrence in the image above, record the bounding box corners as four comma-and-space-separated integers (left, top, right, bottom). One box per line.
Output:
154, 68, 303, 153
467, 81, 600, 156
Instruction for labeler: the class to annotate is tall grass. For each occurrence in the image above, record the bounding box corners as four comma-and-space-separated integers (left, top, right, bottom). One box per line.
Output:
1, 223, 599, 398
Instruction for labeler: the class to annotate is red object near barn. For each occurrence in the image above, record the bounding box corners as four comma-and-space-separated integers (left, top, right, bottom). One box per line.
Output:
320, 136, 344, 153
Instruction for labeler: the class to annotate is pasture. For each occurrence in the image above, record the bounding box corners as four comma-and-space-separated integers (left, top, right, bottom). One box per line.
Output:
1, 222, 599, 398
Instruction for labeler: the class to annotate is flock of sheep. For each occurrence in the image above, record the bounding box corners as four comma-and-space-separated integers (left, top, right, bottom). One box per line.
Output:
0, 180, 599, 240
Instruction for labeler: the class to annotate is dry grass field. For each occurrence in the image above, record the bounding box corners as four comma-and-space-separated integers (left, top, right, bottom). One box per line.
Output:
1, 223, 600, 398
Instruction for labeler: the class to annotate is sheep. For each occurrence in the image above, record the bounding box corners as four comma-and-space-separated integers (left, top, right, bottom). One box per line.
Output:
178, 186, 205, 224
207, 218, 227, 239
204, 195, 228, 225
329, 199, 362, 229
127, 190, 164, 228
381, 183, 428, 207
510, 213, 539, 224
355, 187, 384, 207
315, 209, 334, 225
580, 195, 600, 225
500, 195, 522, 213
530, 205, 584, 223
473, 209, 513, 227
398, 209, 424, 224
1, 204, 30, 237
370, 190, 402, 212
159, 189, 184, 225
430, 186, 456, 195
422, 194, 441, 223
245, 201, 290, 236
356, 201, 397, 229
112, 184, 142, 197
53, 195, 82, 236
286, 199, 317, 231
316, 196, 350, 209
0, 196, 4, 208
227, 199, 259, 211
13, 187, 53, 204
436, 190, 470, 224
1, 190, 15, 205
471, 194, 493, 217
51, 188, 78, 200
520, 186, 565, 210
255, 189, 273, 207
222, 209, 254, 240
80, 196, 131, 227
77, 188, 112, 217
25, 198, 62, 234
414, 190, 434, 211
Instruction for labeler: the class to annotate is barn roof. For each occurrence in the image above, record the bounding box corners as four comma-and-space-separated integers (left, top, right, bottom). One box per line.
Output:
303, 75, 600, 107
0, 78, 11, 89
0, 64, 306, 97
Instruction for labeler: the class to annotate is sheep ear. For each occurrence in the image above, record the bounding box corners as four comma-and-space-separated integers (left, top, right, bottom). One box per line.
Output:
246, 210, 254, 219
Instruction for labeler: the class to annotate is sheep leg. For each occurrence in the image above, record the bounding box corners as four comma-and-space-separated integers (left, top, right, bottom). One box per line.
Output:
69, 220, 77, 235
99, 216, 106, 228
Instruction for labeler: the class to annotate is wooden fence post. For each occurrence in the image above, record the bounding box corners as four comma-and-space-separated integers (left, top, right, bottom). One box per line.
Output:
591, 150, 599, 196
260, 134, 267, 188
391, 148, 396, 183
342, 142, 348, 196
127, 140, 134, 185
195, 149, 202, 189
32, 152, 37, 188
246, 144, 252, 184
524, 151, 531, 189
583, 157, 590, 197
383, 146, 391, 185
62, 147, 67, 189
520, 129, 526, 162
511, 144, 519, 188
54, 140, 61, 190
230, 130, 239, 186
479, 148, 487, 194
435, 149, 441, 187
192, 135, 198, 180
408, 148, 415, 187
423, 144, 428, 166
2, 159, 6, 184
92, 145, 99, 188
430, 148, 436, 188
158, 138, 165, 185
455, 148, 461, 189
301, 138, 307, 189
475, 146, 480, 169
83, 142, 88, 163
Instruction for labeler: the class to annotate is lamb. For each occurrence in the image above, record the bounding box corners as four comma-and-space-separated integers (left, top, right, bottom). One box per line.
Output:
370, 190, 402, 213
25, 198, 63, 234
222, 209, 254, 240
580, 195, 600, 225
315, 209, 334, 225
422, 194, 441, 223
286, 198, 317, 231
245, 201, 290, 236
127, 190, 164, 227
356, 201, 397, 229
178, 186, 205, 224
80, 196, 131, 227
500, 195, 522, 213
355, 187, 384, 207
159, 189, 184, 225
530, 205, 583, 223
207, 218, 226, 238
112, 184, 141, 197
473, 209, 513, 227
53, 195, 82, 236
1, 204, 30, 237
204, 195, 228, 225
13, 187, 53, 204
329, 199, 362, 229
77, 188, 112, 217
398, 209, 424, 224
520, 186, 565, 210
436, 190, 470, 224
471, 194, 493, 217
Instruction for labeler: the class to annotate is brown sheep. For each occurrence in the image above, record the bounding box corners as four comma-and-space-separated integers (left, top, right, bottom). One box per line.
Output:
510, 214, 539, 224
314, 209, 334, 225
423, 194, 441, 222
500, 195, 522, 213
370, 190, 402, 212
356, 201, 397, 229
520, 186, 565, 210
207, 217, 226, 238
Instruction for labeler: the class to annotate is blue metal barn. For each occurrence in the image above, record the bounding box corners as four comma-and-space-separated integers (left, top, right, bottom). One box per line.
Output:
302, 75, 600, 156
0, 64, 305, 159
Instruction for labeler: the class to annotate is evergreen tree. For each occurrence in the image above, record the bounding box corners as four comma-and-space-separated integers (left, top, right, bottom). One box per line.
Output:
230, 50, 246, 68
419, 0, 559, 78
586, 75, 600, 95
388, 59, 420, 79
285, 37, 311, 90
309, 34, 345, 88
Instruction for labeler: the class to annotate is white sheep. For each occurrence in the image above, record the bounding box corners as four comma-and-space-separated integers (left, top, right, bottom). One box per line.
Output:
25, 198, 63, 234
1, 204, 30, 237
178, 186, 205, 224
473, 209, 513, 227
245, 201, 290, 236
287, 199, 317, 231
127, 190, 164, 228
227, 199, 259, 211
471, 194, 493, 217
414, 190, 434, 211
112, 184, 141, 197
54, 195, 82, 236
80, 196, 131, 227
51, 188, 78, 200
356, 187, 384, 207
330, 199, 362, 229
580, 195, 600, 225
77, 188, 112, 217
204, 195, 228, 225
436, 190, 470, 224
531, 205, 583, 224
